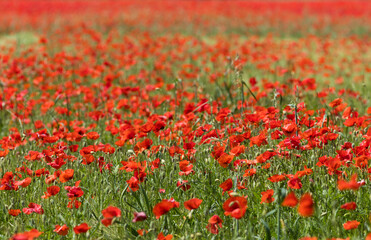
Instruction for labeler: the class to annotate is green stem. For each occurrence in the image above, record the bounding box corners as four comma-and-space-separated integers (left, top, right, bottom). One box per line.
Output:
277, 205, 281, 240
234, 218, 239, 238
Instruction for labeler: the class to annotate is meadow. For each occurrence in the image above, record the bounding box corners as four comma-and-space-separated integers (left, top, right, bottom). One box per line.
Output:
0, 1, 370, 239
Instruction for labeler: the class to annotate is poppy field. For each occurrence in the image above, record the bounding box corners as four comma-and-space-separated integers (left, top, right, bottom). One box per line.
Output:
1, 1, 371, 239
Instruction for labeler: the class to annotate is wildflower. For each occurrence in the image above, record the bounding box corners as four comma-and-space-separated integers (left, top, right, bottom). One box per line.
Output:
73, 223, 91, 234
288, 177, 302, 189
343, 220, 360, 230
8, 209, 21, 216
217, 153, 234, 168
281, 192, 298, 207
206, 215, 223, 234
219, 178, 233, 195
59, 169, 74, 183
298, 193, 314, 217
340, 202, 356, 210
23, 203, 44, 215
184, 198, 203, 210
101, 206, 121, 226
132, 212, 147, 222
41, 186, 60, 199
86, 131, 100, 140
14, 177, 32, 188
54, 225, 69, 236
338, 174, 363, 191
157, 232, 173, 240
260, 189, 275, 204
153, 198, 179, 219
223, 196, 247, 219
177, 180, 191, 191
10, 229, 42, 240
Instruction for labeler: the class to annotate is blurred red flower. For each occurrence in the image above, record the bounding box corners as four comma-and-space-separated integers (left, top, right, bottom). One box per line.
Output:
206, 215, 223, 234
153, 198, 179, 219
73, 223, 91, 234
298, 193, 314, 217
101, 206, 121, 226
54, 224, 69, 236
223, 196, 247, 219
281, 192, 298, 207
260, 189, 275, 204
343, 220, 360, 230
184, 198, 203, 210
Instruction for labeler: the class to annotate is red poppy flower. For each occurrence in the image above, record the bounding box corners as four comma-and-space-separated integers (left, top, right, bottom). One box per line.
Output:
287, 177, 302, 189
256, 151, 277, 163
127, 176, 140, 192
177, 180, 191, 191
157, 232, 173, 240
343, 220, 360, 230
10, 229, 42, 240
217, 153, 234, 168
219, 178, 233, 195
179, 160, 194, 175
295, 166, 313, 178
82, 154, 95, 165
48, 157, 67, 169
43, 136, 59, 144
206, 215, 223, 234
65, 185, 84, 199
8, 209, 21, 216
223, 196, 248, 219
137, 229, 149, 236
45, 174, 57, 184
134, 138, 153, 154
86, 131, 100, 140
23, 203, 44, 215
73, 223, 91, 234
168, 146, 184, 157
354, 155, 368, 168
14, 177, 32, 188
41, 186, 60, 199
54, 224, 69, 236
153, 121, 166, 132
230, 145, 246, 156
101, 206, 121, 226
260, 189, 275, 204
298, 193, 314, 217
184, 198, 203, 210
340, 202, 357, 210
243, 168, 257, 177
282, 123, 297, 137
153, 198, 179, 219
281, 192, 298, 207
59, 169, 74, 183
132, 212, 147, 222
249, 131, 267, 147
268, 174, 286, 183
338, 174, 363, 191
329, 98, 343, 108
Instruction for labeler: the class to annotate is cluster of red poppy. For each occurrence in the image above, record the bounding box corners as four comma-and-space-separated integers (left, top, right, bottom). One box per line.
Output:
1, 0, 370, 239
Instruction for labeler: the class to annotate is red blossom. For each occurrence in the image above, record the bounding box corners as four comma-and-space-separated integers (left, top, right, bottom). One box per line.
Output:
54, 224, 69, 236
223, 196, 248, 219
153, 198, 179, 219
73, 223, 91, 234
184, 198, 203, 210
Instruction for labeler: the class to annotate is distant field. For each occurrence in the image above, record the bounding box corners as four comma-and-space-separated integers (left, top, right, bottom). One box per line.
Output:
0, 1, 370, 240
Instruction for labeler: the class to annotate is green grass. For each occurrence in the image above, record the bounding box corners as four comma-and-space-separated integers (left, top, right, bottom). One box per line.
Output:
0, 32, 39, 47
